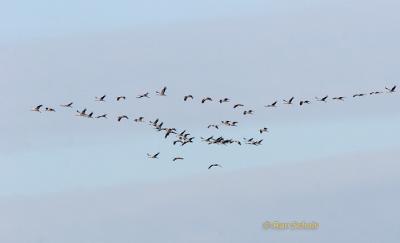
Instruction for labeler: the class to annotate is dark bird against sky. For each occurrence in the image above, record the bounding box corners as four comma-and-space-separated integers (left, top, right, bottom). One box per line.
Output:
208, 164, 222, 169
95, 95, 106, 102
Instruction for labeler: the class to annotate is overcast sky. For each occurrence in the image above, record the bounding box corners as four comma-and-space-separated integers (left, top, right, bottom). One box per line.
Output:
1, 0, 399, 242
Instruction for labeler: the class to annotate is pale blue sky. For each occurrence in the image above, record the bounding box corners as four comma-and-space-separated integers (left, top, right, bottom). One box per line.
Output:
1, 0, 269, 43
0, 0, 399, 242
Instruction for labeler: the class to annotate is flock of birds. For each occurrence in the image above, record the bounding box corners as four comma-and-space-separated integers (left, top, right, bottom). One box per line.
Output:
31, 85, 397, 169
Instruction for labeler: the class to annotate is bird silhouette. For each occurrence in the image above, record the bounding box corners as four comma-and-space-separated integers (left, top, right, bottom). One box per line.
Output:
201, 97, 212, 103
164, 128, 176, 138
149, 118, 159, 127
221, 120, 238, 126
315, 96, 328, 102
243, 110, 254, 115
96, 114, 107, 119
208, 164, 222, 169
116, 96, 126, 101
332, 96, 345, 101
76, 108, 87, 117
178, 130, 187, 137
265, 101, 277, 108
283, 97, 294, 104
369, 91, 382, 95
184, 95, 194, 101
246, 139, 263, 146
299, 100, 311, 106
117, 115, 129, 122
60, 102, 73, 108
219, 98, 230, 103
385, 85, 396, 93
147, 152, 160, 159
201, 136, 214, 142
31, 105, 43, 112
154, 122, 164, 131
137, 92, 150, 98
95, 95, 106, 102
173, 140, 183, 146
156, 86, 167, 96
134, 117, 144, 122
208, 124, 219, 129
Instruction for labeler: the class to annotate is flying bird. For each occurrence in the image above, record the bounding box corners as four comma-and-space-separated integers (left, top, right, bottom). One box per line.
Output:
184, 95, 194, 101
208, 124, 219, 129
76, 108, 87, 117
173, 140, 183, 146
201, 136, 214, 142
385, 85, 396, 93
45, 107, 56, 112
243, 110, 254, 115
137, 92, 150, 98
31, 105, 43, 112
201, 97, 212, 103
245, 138, 263, 146
265, 101, 277, 108
164, 128, 176, 138
208, 164, 222, 169
60, 102, 73, 108
299, 100, 311, 106
315, 96, 328, 102
116, 96, 126, 101
149, 118, 159, 127
353, 93, 365, 98
147, 152, 160, 159
156, 86, 167, 96
178, 130, 187, 137
283, 97, 295, 104
117, 115, 129, 122
221, 120, 238, 126
253, 139, 264, 146
181, 140, 191, 146
233, 104, 244, 108
134, 117, 144, 122
259, 127, 268, 134
369, 91, 382, 95
96, 114, 107, 119
155, 122, 164, 131
95, 95, 106, 102
221, 121, 230, 126
87, 112, 94, 118
332, 96, 345, 101
173, 157, 184, 161
219, 98, 230, 103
